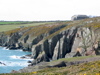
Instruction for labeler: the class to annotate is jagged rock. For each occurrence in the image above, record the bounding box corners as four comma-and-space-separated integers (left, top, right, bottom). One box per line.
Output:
24, 35, 29, 43
31, 51, 50, 65
52, 41, 60, 60
32, 44, 42, 59
0, 17, 100, 65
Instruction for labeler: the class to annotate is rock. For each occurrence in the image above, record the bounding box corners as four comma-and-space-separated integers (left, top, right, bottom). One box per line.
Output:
28, 64, 33, 66
0, 62, 6, 66
52, 41, 60, 60
51, 61, 66, 67
11, 70, 18, 73
0, 17, 100, 66
20, 56, 26, 59
27, 61, 32, 63
25, 54, 31, 57
65, 52, 76, 58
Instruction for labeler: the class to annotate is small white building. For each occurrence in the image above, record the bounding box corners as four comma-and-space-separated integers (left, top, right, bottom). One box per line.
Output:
71, 15, 89, 21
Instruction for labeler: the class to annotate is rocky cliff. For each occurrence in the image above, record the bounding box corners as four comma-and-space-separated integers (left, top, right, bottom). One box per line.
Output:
0, 17, 100, 64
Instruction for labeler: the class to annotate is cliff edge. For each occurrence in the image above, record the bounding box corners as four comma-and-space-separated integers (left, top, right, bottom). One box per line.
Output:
0, 17, 100, 65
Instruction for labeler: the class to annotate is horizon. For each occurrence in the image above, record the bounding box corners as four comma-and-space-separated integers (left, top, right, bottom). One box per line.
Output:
0, 0, 100, 21
0, 20, 69, 21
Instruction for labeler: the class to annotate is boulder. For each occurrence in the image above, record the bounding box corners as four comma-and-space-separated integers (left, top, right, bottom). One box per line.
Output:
27, 61, 32, 63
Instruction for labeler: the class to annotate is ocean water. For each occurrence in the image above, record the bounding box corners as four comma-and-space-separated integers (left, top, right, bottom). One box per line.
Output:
0, 47, 32, 73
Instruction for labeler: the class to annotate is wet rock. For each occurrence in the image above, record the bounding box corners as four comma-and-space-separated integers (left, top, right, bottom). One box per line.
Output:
20, 56, 26, 59
27, 61, 32, 63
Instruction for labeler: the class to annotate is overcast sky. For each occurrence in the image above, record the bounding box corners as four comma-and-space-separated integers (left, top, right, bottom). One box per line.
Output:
0, 0, 100, 21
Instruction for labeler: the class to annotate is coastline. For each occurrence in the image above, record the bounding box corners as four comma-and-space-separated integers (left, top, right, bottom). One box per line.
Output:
0, 46, 33, 73
10, 55, 100, 73
0, 17, 100, 74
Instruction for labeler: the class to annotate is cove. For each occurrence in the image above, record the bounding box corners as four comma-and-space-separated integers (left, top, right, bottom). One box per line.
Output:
0, 47, 32, 73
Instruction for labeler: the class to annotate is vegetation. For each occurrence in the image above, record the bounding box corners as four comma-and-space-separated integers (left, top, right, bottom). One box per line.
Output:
0, 21, 33, 25
52, 55, 97, 62
0, 17, 100, 75
0, 56, 100, 75
0, 21, 58, 25
36, 60, 100, 75
3, 17, 100, 37
4, 22, 68, 36
0, 21, 56, 32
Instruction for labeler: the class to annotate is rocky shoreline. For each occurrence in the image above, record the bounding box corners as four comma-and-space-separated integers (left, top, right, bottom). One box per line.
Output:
0, 17, 100, 73
11, 56, 100, 73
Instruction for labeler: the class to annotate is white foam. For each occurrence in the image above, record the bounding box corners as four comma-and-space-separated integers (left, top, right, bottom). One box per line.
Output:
9, 55, 21, 59
13, 49, 23, 52
0, 60, 30, 67
9, 55, 33, 60
0, 64, 6, 66
23, 58, 33, 61
7, 61, 29, 66
3, 47, 7, 50
2, 47, 9, 50
2, 47, 23, 51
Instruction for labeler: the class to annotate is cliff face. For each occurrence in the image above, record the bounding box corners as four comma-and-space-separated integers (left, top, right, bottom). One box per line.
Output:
0, 17, 100, 64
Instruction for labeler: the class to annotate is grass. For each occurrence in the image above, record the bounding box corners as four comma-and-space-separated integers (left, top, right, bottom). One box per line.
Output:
52, 55, 97, 63
0, 21, 34, 25
0, 21, 57, 25
36, 60, 100, 75
0, 22, 55, 32
0, 56, 100, 75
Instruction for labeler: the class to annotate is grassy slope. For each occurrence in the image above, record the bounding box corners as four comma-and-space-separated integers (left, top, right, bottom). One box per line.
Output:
0, 56, 100, 75
0, 22, 55, 32
36, 60, 100, 75
3, 17, 100, 38
1, 17, 100, 35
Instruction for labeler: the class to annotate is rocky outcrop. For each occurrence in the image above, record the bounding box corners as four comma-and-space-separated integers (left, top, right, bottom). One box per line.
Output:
31, 27, 100, 65
0, 17, 100, 65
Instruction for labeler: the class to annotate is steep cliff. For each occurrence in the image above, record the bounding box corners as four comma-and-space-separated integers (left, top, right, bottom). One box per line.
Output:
0, 17, 100, 64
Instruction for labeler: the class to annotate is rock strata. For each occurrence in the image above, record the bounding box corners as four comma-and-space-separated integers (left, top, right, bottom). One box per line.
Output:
0, 17, 100, 65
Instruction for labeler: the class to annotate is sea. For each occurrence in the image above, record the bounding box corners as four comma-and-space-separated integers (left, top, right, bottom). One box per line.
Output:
0, 47, 32, 73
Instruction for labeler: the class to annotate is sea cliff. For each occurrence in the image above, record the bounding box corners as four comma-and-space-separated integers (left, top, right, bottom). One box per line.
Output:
0, 17, 100, 65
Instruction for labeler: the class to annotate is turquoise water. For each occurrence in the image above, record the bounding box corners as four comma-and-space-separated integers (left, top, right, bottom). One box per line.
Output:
0, 47, 32, 73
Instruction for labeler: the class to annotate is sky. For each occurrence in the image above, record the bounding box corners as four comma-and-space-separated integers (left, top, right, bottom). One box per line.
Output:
0, 0, 100, 21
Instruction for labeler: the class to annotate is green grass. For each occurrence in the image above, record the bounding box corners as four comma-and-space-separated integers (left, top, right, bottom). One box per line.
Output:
0, 56, 100, 75
36, 60, 100, 75
0, 21, 31, 25
0, 21, 55, 25
52, 55, 97, 62
0, 22, 55, 32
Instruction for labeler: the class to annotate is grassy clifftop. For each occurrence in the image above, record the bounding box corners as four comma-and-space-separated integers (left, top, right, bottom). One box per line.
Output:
2, 17, 100, 37
0, 21, 55, 32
